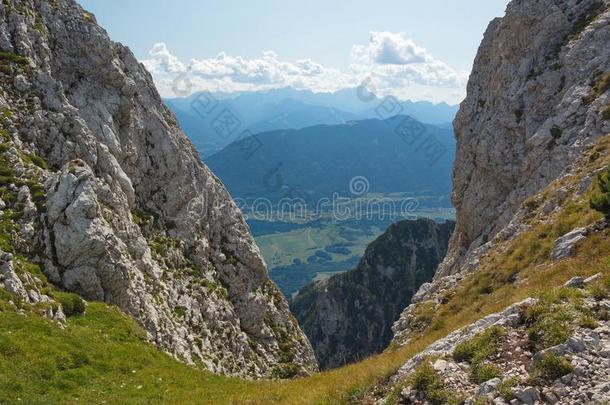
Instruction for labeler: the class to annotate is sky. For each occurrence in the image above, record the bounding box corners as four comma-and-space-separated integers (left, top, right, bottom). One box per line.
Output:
78, 0, 509, 104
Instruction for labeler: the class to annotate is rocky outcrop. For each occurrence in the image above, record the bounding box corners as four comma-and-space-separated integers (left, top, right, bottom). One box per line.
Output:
441, 0, 609, 278
0, 0, 316, 378
380, 276, 610, 404
290, 219, 454, 369
393, 0, 610, 343
0, 250, 65, 323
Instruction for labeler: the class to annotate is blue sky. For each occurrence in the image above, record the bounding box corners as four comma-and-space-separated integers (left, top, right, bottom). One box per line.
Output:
78, 0, 509, 103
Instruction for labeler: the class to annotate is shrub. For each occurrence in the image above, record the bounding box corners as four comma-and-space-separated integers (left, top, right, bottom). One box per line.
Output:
533, 353, 574, 381
28, 153, 48, 169
550, 126, 562, 139
271, 363, 300, 379
57, 292, 86, 317
0, 51, 28, 65
497, 377, 519, 401
579, 315, 598, 329
410, 361, 450, 405
590, 165, 610, 218
453, 326, 505, 365
174, 306, 187, 318
525, 303, 572, 351
473, 362, 501, 383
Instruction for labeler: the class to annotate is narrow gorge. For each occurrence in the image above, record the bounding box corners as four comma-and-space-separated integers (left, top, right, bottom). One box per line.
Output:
291, 218, 454, 369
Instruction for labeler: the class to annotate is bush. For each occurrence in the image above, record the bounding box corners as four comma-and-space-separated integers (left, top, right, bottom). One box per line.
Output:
497, 377, 519, 401
453, 326, 505, 365
473, 362, 501, 383
410, 361, 450, 405
533, 353, 574, 381
29, 153, 48, 170
524, 290, 575, 351
271, 363, 300, 379
57, 292, 86, 317
550, 126, 562, 139
0, 51, 28, 65
590, 165, 610, 218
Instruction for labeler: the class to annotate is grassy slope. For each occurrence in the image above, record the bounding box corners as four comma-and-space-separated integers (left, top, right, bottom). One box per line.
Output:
1, 138, 609, 404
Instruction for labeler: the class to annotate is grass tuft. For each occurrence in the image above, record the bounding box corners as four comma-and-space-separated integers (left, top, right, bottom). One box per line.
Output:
532, 352, 574, 382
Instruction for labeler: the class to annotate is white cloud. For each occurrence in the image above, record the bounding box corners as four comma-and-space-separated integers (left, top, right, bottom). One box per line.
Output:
142, 34, 468, 104
143, 43, 185, 74
351, 31, 432, 65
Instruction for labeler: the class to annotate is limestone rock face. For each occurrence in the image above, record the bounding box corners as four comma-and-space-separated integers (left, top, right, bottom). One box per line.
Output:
393, 0, 609, 342
441, 0, 609, 277
291, 219, 454, 369
0, 0, 316, 378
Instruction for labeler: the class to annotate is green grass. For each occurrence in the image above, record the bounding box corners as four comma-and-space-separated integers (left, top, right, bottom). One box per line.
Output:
532, 353, 574, 382
0, 51, 27, 66
524, 290, 576, 351
497, 377, 518, 401
55, 292, 86, 317
0, 299, 440, 404
452, 326, 504, 383
473, 363, 501, 384
453, 325, 505, 365
407, 360, 457, 405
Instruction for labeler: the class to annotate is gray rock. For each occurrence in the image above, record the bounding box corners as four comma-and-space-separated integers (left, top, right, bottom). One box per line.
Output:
567, 336, 586, 352
13, 74, 30, 92
584, 273, 602, 285
563, 277, 585, 289
434, 0, 609, 278
552, 228, 587, 261
477, 377, 502, 395
433, 359, 450, 372
542, 390, 559, 404
514, 387, 540, 404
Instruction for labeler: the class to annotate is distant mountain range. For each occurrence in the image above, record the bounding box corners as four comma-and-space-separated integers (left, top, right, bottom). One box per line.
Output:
205, 115, 455, 205
165, 87, 458, 157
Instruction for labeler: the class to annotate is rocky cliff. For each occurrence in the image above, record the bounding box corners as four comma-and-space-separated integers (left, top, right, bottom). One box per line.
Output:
441, 0, 609, 277
374, 0, 610, 402
0, 0, 316, 378
290, 218, 454, 369
393, 0, 610, 343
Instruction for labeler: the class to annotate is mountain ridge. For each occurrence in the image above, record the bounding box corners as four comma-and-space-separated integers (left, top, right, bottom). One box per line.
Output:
166, 88, 459, 156
206, 115, 455, 204
0, 0, 316, 379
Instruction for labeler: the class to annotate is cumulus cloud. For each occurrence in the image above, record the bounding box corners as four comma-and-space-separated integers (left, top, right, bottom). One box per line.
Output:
142, 34, 468, 104
144, 42, 185, 74
351, 31, 432, 65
